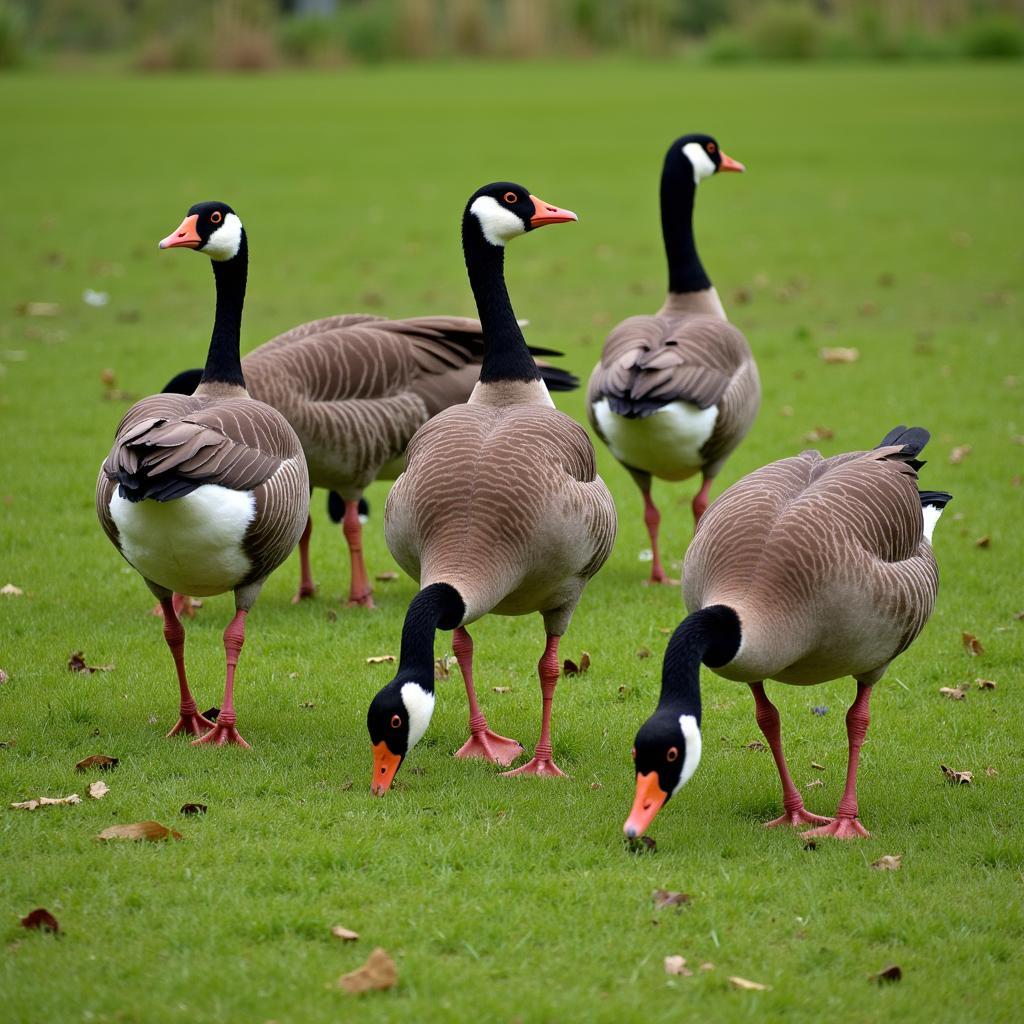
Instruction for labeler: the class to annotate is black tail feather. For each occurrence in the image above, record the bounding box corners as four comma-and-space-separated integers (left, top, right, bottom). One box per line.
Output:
877, 425, 930, 471
538, 364, 580, 392
918, 489, 953, 509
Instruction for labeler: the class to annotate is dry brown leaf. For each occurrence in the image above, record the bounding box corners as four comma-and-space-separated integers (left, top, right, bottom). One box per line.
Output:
1, 583, 24, 596
337, 947, 397, 994
67, 651, 114, 674
331, 925, 359, 942
941, 764, 972, 786
0, 668, 7, 685
75, 754, 118, 772
819, 347, 859, 364
20, 302, 61, 317
976, 678, 997, 690
590, 782, 603, 790
180, 803, 207, 815
805, 778, 824, 789
985, 766, 998, 777
871, 964, 902, 984
365, 655, 396, 665
962, 632, 984, 657
374, 572, 399, 583
939, 686, 968, 700
87, 781, 109, 800
744, 741, 767, 752
492, 686, 510, 694
871, 854, 902, 871
10, 800, 38, 810
20, 908, 59, 933
802, 426, 834, 443
563, 652, 591, 677
652, 889, 691, 910
729, 976, 771, 992
811, 761, 826, 770
434, 656, 451, 681
975, 536, 990, 548
949, 444, 972, 465
97, 820, 182, 842
11, 793, 81, 810
635, 647, 652, 659
664, 955, 692, 977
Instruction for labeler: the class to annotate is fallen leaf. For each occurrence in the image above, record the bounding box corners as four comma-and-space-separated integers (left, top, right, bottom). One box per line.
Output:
374, 572, 398, 583
985, 766, 998, 777
871, 854, 902, 871
948, 444, 972, 465
729, 976, 770, 991
434, 656, 451, 680
11, 793, 81, 810
180, 803, 207, 815
75, 754, 118, 772
805, 778, 824, 789
939, 686, 968, 700
337, 947, 397, 994
819, 346, 859, 364
962, 632, 984, 657
940, 764, 972, 785
744, 741, 766, 752
365, 655, 396, 665
67, 651, 114, 674
664, 955, 692, 977
10, 800, 39, 810
492, 686, 510, 694
871, 964, 902, 984
1015, 610, 1024, 621
975, 536, 990, 548
331, 925, 359, 941
288, 671, 299, 679
590, 782, 603, 790
563, 652, 591, 677
20, 301, 61, 317
635, 647, 652, 659
87, 781, 109, 800
699, 962, 715, 972
20, 909, 59, 933
811, 761, 826, 770
1, 583, 24, 596
0, 668, 7, 684
657, 627, 672, 635
652, 889, 691, 910
96, 821, 182, 842
802, 426, 834, 443
976, 678, 996, 690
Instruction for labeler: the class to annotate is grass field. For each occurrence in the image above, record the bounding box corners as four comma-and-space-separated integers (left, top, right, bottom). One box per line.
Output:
1, 62, 1022, 1023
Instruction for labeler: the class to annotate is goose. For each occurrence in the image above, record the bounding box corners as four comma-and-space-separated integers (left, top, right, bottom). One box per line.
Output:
587, 133, 760, 584
164, 321, 576, 609
96, 202, 309, 747
366, 182, 617, 793
624, 426, 951, 839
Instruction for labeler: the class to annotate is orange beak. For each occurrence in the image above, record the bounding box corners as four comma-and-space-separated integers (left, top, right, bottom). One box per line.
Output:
623, 771, 669, 838
159, 214, 202, 250
718, 151, 745, 173
371, 740, 402, 796
529, 194, 578, 228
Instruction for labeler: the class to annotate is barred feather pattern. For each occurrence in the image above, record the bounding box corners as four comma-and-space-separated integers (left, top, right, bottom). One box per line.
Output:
682, 445, 940, 686
385, 389, 617, 635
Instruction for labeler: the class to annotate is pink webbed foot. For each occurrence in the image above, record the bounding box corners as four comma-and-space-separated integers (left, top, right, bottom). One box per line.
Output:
502, 756, 567, 779
765, 807, 833, 829
802, 816, 870, 840
291, 582, 317, 604
455, 729, 524, 766
642, 571, 680, 588
166, 711, 215, 738
192, 722, 251, 748
345, 591, 375, 610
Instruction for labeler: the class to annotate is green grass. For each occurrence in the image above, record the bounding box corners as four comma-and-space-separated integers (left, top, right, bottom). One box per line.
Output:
1, 63, 1022, 1023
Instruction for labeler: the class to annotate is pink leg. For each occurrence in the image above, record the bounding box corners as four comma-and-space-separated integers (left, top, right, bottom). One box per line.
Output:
803, 684, 873, 839
342, 500, 374, 608
291, 515, 317, 603
692, 474, 714, 526
160, 598, 214, 738
751, 682, 831, 829
641, 488, 678, 586
452, 627, 524, 765
503, 635, 566, 778
193, 609, 251, 748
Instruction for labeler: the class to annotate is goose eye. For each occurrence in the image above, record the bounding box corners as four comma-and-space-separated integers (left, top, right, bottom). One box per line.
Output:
706, 142, 716, 154
631, 746, 636, 761
210, 211, 223, 224
667, 746, 679, 763
390, 714, 402, 729
503, 191, 518, 204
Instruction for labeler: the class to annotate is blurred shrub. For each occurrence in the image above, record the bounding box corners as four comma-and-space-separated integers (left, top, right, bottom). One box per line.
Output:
961, 14, 1024, 58
134, 32, 208, 72
746, 2, 822, 60
337, 0, 398, 63
0, 1, 27, 68
448, 0, 490, 56
396, 0, 437, 58
703, 26, 755, 62
278, 15, 342, 65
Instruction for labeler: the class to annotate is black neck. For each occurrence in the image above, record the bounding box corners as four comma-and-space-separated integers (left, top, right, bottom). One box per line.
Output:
660, 152, 711, 295
462, 217, 541, 385
201, 234, 248, 388
395, 583, 466, 689
657, 605, 741, 720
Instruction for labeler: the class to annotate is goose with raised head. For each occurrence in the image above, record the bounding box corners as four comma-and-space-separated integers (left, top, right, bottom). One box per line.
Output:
624, 426, 950, 840
587, 133, 759, 584
96, 202, 309, 747
367, 183, 617, 793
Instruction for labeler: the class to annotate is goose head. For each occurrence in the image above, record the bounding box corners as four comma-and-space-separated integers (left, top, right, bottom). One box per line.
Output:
465, 181, 577, 248
669, 133, 745, 187
366, 676, 436, 795
159, 201, 245, 261
623, 710, 702, 838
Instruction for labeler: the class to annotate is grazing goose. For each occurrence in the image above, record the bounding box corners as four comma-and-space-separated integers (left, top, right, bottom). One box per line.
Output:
367, 182, 617, 793
587, 133, 760, 584
96, 202, 309, 747
166, 328, 576, 609
624, 426, 950, 839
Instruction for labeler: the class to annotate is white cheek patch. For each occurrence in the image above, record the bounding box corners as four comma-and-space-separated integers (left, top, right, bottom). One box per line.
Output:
672, 714, 702, 795
921, 504, 943, 544
470, 196, 526, 247
203, 213, 243, 261
682, 143, 716, 185
400, 682, 436, 751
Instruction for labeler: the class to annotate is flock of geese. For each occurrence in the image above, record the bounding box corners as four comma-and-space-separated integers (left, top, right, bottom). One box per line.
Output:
96, 133, 950, 841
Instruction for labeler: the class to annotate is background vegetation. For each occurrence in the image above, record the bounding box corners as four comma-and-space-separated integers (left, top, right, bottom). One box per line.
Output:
1, 60, 1022, 1023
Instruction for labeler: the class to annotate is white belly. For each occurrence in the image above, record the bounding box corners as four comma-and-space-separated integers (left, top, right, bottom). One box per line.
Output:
109, 484, 256, 596
593, 398, 717, 481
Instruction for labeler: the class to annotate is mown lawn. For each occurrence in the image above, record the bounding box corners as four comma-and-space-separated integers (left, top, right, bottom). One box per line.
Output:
0, 62, 1021, 1023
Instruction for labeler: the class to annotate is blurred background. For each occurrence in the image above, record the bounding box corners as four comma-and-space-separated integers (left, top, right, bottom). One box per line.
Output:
2, 0, 1023, 71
